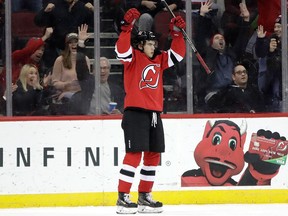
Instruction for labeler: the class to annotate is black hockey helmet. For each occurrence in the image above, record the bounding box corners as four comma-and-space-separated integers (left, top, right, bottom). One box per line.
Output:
132, 31, 158, 49
135, 31, 157, 42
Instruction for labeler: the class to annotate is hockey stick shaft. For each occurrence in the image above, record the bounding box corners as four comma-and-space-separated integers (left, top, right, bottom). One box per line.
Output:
161, 0, 212, 75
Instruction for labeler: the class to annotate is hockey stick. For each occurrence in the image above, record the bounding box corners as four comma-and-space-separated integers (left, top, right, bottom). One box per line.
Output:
161, 0, 212, 75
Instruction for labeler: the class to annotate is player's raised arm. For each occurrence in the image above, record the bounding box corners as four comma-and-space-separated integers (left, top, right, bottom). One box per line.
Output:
115, 8, 140, 58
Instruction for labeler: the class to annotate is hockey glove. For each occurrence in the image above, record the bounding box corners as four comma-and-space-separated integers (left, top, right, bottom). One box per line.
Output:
121, 8, 140, 32
169, 16, 186, 32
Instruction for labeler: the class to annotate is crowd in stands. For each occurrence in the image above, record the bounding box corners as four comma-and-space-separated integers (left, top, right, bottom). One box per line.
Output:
192, 0, 282, 113
0, 0, 285, 116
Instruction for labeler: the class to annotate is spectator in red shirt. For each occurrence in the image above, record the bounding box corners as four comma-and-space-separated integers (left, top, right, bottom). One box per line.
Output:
0, 27, 53, 98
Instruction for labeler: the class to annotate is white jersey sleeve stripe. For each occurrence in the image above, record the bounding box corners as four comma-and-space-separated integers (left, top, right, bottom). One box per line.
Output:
167, 50, 174, 67
167, 49, 184, 67
117, 56, 132, 63
115, 46, 133, 59
171, 48, 184, 62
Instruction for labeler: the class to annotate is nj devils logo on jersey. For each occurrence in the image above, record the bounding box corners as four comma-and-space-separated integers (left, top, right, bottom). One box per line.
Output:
139, 64, 160, 89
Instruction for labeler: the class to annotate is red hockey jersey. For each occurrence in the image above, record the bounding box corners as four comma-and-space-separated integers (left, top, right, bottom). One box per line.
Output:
115, 30, 185, 112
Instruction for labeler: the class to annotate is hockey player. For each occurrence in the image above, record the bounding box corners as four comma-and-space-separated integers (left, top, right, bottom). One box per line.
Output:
115, 7, 186, 214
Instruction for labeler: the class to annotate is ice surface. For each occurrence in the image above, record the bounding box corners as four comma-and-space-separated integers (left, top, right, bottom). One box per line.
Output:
0, 204, 288, 216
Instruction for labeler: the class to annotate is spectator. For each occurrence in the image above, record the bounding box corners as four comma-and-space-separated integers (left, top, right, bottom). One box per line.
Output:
190, 0, 219, 39
220, 0, 258, 47
12, 0, 42, 13
205, 63, 264, 113
34, 0, 94, 70
50, 24, 94, 115
51, 33, 83, 101
10, 64, 48, 116
0, 27, 53, 100
255, 15, 282, 112
194, 0, 251, 112
68, 51, 95, 115
89, 57, 124, 115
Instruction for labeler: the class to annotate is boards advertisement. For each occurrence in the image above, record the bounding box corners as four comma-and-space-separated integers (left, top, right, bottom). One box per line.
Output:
0, 116, 287, 207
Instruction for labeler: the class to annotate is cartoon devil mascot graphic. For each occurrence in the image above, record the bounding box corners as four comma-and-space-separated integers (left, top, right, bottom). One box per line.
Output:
181, 120, 286, 186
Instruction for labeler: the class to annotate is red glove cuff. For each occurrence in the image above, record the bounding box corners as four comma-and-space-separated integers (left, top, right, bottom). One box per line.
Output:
121, 23, 133, 32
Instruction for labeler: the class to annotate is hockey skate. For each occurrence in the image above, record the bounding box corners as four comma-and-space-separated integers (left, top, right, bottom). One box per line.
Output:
116, 193, 138, 214
137, 192, 163, 213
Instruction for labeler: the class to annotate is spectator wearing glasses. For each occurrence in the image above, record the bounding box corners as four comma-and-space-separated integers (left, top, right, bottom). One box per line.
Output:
89, 57, 124, 115
194, 0, 251, 112
205, 63, 264, 113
